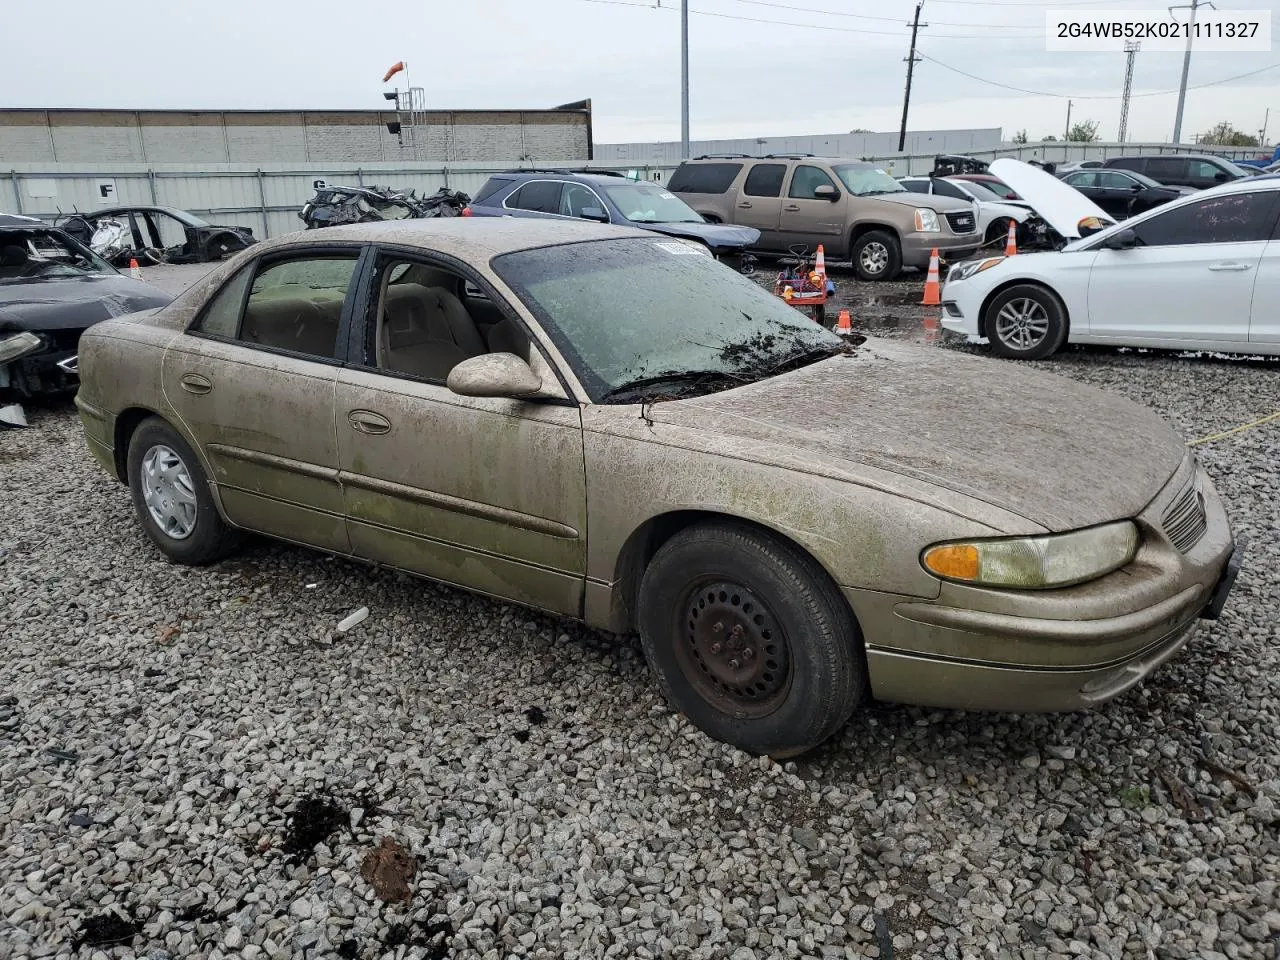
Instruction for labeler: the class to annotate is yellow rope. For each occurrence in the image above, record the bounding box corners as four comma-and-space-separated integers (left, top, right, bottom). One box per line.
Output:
1187, 411, 1280, 447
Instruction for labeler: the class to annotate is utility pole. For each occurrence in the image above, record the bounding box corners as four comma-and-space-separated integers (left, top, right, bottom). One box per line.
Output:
1064, 100, 1073, 140
1260, 107, 1270, 146
1118, 42, 1140, 143
1170, 0, 1213, 143
681, 0, 690, 159
897, 1, 925, 152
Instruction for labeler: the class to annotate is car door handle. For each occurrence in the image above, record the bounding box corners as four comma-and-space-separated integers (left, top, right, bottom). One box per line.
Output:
179, 373, 211, 395
1208, 262, 1251, 272
784, 204, 800, 211
737, 201, 753, 208
347, 410, 391, 435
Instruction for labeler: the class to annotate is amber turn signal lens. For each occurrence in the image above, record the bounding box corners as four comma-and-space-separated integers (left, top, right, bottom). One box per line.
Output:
923, 544, 980, 581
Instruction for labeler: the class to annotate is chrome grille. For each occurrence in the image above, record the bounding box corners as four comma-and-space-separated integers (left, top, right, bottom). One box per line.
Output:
1162, 478, 1208, 554
945, 211, 976, 234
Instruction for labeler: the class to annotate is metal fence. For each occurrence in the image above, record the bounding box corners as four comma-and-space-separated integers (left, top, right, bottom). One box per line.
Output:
8, 141, 1267, 241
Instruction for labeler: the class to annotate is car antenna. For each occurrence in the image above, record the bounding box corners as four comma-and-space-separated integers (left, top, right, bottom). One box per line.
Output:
640, 400, 655, 428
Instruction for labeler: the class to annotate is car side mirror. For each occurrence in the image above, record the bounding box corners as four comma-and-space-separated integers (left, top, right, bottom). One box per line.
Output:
814, 184, 840, 201
1101, 227, 1137, 250
1130, 183, 1143, 191
579, 206, 609, 223
1214, 172, 1228, 182
447, 353, 543, 399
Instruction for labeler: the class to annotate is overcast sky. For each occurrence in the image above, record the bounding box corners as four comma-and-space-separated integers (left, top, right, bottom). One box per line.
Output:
2, 0, 1277, 146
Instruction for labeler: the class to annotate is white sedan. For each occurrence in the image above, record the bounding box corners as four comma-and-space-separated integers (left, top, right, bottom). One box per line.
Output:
940, 172, 1280, 359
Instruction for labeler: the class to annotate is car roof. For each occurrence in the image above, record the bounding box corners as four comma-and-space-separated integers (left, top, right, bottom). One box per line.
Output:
255, 216, 654, 258
0, 213, 45, 227
493, 170, 634, 186
92, 204, 202, 221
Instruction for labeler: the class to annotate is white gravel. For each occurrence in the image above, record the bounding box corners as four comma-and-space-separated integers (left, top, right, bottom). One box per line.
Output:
2, 336, 1279, 960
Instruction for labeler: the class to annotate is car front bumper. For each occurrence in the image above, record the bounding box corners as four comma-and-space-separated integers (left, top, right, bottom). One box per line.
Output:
902, 232, 982, 268
938, 276, 987, 338
848, 456, 1239, 713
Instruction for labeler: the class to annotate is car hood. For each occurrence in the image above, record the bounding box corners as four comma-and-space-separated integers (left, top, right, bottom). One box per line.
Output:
646, 339, 1185, 532
0, 274, 173, 331
870, 191, 975, 213
990, 159, 1115, 238
640, 221, 761, 250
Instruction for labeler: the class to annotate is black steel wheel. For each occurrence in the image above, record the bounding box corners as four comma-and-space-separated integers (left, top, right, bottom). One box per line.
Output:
638, 521, 865, 757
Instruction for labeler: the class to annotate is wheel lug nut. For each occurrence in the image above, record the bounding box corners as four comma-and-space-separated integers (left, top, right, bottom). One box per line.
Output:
728, 659, 740, 670
710, 642, 722, 654
712, 621, 724, 633
743, 648, 754, 660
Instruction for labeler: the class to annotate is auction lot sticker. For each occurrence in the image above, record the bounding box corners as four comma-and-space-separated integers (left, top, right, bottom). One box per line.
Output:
1045, 9, 1270, 51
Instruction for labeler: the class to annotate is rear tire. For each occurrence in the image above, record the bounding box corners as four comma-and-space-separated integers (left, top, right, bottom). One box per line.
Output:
637, 522, 864, 757
851, 230, 902, 281
984, 284, 1068, 360
126, 417, 242, 565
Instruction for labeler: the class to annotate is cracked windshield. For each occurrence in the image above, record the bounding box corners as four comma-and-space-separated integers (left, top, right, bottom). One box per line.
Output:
494, 237, 845, 402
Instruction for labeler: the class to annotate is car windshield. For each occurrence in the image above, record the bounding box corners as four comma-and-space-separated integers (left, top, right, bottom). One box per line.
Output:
493, 237, 848, 403
1223, 160, 1256, 177
832, 164, 906, 196
603, 182, 705, 223
0, 229, 113, 283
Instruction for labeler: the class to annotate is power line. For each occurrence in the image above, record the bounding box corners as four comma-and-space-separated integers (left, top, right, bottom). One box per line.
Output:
579, 0, 1043, 38
917, 51, 1280, 99
718, 0, 1040, 29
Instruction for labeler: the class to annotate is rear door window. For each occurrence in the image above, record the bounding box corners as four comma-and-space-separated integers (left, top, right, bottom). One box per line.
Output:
1109, 157, 1146, 174
667, 162, 743, 194
1131, 192, 1278, 247
1147, 157, 1184, 182
507, 181, 563, 214
742, 163, 786, 198
930, 179, 968, 200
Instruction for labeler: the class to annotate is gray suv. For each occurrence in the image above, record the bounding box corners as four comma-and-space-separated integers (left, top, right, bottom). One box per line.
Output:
667, 155, 982, 280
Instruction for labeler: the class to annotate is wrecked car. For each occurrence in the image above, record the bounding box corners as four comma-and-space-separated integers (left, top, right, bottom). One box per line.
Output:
73, 217, 1241, 758
0, 215, 172, 398
59, 206, 256, 265
299, 185, 470, 230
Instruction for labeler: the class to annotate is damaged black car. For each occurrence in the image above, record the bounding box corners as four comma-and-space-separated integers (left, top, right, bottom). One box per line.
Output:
0, 216, 172, 399
59, 205, 256, 265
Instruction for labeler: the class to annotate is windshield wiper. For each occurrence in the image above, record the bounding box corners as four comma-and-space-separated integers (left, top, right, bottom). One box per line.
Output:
599, 369, 746, 403
857, 189, 903, 196
768, 342, 857, 374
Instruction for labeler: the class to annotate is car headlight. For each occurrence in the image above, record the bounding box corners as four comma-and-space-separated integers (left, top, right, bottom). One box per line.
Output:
946, 257, 1005, 283
921, 521, 1139, 589
914, 208, 941, 232
0, 331, 42, 364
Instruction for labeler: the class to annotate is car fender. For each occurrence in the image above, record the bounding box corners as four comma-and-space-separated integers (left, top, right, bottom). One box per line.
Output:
580, 407, 1041, 634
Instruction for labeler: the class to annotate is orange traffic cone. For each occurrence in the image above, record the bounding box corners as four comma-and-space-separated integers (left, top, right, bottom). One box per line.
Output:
921, 248, 941, 306
835, 308, 853, 336
129, 257, 142, 280
814, 244, 826, 280
1004, 220, 1017, 257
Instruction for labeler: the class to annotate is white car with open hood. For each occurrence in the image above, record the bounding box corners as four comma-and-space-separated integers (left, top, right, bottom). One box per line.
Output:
940, 160, 1280, 359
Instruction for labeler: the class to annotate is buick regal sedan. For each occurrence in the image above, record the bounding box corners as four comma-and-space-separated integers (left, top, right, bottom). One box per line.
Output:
74, 218, 1242, 757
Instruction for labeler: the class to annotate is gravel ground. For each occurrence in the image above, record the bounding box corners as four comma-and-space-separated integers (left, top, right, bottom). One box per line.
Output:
2, 263, 1279, 960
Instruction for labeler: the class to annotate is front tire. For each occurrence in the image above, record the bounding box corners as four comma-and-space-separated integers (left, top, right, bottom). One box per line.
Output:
984, 284, 1068, 360
851, 230, 902, 281
126, 417, 242, 565
637, 522, 865, 757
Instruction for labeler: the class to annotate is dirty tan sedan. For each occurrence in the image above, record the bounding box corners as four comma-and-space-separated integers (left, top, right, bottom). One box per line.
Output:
74, 218, 1243, 757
